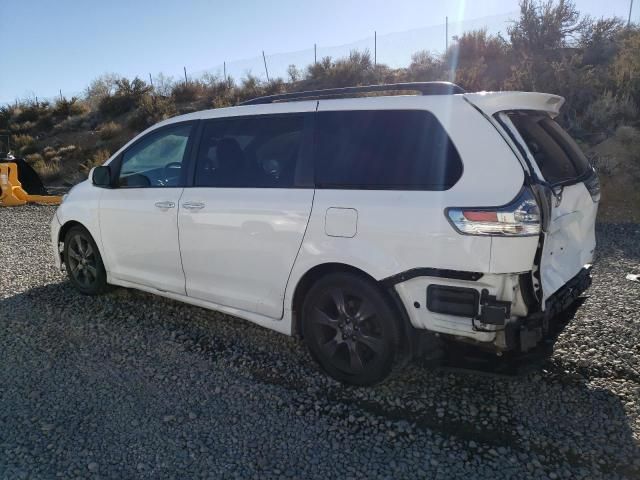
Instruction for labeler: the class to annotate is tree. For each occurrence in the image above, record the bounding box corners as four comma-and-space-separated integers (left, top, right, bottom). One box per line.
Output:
444, 29, 510, 90
508, 0, 590, 53
153, 73, 176, 97
405, 51, 443, 82
287, 64, 301, 83
613, 29, 640, 101
86, 73, 119, 108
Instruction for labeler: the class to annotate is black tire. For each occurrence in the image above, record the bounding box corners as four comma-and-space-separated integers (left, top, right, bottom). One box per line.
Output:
63, 226, 109, 295
301, 272, 400, 386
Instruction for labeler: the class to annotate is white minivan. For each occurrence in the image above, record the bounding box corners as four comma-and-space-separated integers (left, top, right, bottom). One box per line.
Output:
51, 82, 599, 385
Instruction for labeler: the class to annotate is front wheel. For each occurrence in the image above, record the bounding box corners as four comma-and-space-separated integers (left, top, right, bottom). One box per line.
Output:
64, 226, 109, 295
302, 272, 401, 386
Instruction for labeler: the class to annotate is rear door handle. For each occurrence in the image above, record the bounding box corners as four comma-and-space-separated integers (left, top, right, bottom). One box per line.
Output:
182, 201, 205, 211
154, 201, 175, 209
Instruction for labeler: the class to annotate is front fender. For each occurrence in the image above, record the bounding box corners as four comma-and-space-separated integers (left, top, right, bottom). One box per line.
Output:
54, 181, 104, 267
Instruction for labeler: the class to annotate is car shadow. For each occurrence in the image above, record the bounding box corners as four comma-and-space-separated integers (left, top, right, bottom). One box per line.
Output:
1, 282, 638, 478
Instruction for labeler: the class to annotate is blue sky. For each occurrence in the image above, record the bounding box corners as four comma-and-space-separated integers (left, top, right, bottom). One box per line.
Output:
1, 0, 637, 103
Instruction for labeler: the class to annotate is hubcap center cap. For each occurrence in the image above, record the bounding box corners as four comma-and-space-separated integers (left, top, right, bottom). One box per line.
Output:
342, 323, 354, 336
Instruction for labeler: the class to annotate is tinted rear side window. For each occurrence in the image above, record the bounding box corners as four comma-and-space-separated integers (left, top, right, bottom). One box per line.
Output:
314, 110, 463, 190
194, 114, 305, 188
508, 113, 591, 184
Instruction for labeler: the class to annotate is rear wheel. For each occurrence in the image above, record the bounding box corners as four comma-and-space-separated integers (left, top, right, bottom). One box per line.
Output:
64, 226, 109, 295
302, 272, 400, 386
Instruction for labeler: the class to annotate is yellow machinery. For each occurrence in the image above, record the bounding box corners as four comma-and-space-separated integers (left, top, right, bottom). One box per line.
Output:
0, 162, 62, 206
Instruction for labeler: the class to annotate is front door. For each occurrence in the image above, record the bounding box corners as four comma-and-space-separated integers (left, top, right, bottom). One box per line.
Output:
99, 122, 195, 294
178, 109, 315, 319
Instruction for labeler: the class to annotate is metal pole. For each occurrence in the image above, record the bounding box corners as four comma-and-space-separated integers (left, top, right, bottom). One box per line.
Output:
374, 31, 377, 66
262, 51, 270, 82
314, 44, 317, 64
184, 66, 188, 84
59, 89, 63, 100
629, 0, 635, 26
223, 61, 227, 83
149, 73, 153, 87
445, 16, 448, 51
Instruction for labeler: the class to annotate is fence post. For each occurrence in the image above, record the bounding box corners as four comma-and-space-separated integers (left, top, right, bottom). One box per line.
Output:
262, 51, 270, 82
445, 16, 449, 51
374, 31, 377, 66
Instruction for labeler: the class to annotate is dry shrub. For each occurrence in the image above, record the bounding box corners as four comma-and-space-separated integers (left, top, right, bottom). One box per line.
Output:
58, 145, 77, 156
79, 149, 111, 175
615, 126, 640, 146
43, 146, 57, 159
12, 134, 34, 150
32, 157, 61, 181
12, 133, 38, 156
172, 82, 206, 103
25, 153, 43, 164
583, 93, 639, 134
98, 77, 152, 118
98, 121, 122, 140
128, 95, 176, 131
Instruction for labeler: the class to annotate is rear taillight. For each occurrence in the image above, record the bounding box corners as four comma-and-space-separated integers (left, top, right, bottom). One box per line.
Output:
584, 171, 600, 203
447, 188, 541, 236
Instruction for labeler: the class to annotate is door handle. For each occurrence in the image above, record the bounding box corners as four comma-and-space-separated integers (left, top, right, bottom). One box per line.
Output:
154, 201, 175, 209
182, 201, 205, 210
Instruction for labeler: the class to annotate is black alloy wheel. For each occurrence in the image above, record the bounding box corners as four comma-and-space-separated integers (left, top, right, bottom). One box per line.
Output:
64, 226, 109, 295
302, 272, 400, 385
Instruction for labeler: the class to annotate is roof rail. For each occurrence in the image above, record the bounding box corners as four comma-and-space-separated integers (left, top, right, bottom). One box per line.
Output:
240, 82, 465, 106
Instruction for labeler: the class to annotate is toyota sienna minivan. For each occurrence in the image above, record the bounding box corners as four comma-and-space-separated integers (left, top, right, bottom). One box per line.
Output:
51, 82, 599, 385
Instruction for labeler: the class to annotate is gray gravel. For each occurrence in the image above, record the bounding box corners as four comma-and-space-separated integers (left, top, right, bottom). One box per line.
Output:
1, 205, 639, 479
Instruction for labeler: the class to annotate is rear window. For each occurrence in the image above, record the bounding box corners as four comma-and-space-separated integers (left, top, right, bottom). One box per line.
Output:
508, 113, 591, 184
314, 110, 463, 190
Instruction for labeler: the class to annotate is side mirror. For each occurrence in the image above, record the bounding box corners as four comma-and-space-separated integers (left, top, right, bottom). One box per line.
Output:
92, 165, 112, 188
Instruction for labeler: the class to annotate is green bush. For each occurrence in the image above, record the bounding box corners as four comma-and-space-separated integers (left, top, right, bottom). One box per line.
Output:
16, 102, 50, 123
53, 97, 87, 118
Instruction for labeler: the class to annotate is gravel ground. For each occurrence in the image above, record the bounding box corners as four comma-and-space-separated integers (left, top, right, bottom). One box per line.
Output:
0, 205, 639, 480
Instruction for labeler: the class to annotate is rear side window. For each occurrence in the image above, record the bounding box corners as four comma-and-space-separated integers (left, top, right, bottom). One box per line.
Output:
314, 110, 463, 190
194, 114, 305, 188
508, 113, 591, 184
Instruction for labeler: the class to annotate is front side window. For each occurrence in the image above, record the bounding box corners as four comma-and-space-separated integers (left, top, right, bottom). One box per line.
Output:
118, 123, 192, 188
314, 110, 463, 190
194, 114, 305, 188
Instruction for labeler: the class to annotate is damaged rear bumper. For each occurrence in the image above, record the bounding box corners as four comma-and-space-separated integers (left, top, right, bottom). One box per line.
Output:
504, 265, 592, 352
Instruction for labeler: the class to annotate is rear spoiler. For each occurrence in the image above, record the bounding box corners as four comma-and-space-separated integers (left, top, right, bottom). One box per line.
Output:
463, 91, 565, 118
